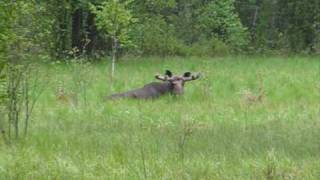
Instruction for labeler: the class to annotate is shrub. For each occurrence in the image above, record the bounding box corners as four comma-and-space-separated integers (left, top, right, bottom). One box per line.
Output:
131, 16, 186, 56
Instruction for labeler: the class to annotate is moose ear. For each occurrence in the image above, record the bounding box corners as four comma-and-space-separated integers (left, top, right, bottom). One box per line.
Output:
165, 70, 172, 77
183, 72, 191, 77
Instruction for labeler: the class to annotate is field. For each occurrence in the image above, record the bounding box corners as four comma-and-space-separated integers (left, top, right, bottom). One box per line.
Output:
0, 56, 320, 179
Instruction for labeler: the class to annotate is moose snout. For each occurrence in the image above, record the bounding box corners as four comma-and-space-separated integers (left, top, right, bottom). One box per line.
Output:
172, 83, 184, 95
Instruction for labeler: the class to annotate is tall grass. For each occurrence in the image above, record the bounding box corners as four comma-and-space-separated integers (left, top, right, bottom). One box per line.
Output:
0, 56, 319, 179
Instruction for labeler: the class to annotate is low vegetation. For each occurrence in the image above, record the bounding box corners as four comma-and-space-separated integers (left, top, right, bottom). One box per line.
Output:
0, 56, 319, 179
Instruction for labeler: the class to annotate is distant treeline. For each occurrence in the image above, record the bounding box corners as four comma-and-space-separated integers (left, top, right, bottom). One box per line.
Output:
1, 0, 320, 59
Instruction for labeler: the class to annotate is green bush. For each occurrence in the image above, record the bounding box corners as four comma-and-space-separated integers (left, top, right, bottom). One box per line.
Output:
181, 38, 229, 57
131, 16, 185, 56
130, 15, 233, 57
196, 0, 248, 51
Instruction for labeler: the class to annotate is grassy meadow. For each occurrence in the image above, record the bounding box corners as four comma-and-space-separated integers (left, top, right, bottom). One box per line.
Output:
1, 56, 320, 179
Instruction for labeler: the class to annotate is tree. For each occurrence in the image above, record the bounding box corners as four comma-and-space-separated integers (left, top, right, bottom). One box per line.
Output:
90, 0, 135, 80
0, 0, 17, 141
0, 1, 44, 141
196, 0, 248, 49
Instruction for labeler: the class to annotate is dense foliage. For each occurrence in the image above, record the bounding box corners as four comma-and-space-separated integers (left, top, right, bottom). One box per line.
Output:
1, 0, 319, 59
236, 0, 320, 54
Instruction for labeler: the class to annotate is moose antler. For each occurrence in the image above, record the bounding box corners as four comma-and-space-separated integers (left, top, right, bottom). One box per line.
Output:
155, 70, 174, 81
156, 71, 200, 82
155, 74, 171, 81
183, 73, 201, 81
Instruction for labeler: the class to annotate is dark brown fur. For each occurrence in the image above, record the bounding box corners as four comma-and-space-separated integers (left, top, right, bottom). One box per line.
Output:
107, 70, 200, 100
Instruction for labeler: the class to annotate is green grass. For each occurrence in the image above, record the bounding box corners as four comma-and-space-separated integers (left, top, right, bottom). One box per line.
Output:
1, 56, 320, 179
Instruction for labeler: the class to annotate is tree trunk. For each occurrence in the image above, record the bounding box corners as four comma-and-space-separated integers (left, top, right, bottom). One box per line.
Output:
111, 37, 117, 81
24, 73, 29, 136
251, 5, 259, 42
86, 12, 97, 55
72, 8, 83, 55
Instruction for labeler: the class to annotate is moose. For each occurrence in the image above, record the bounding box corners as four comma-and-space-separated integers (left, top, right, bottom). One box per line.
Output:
107, 70, 200, 99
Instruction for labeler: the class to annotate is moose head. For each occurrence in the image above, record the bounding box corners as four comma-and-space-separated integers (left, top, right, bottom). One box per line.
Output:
155, 70, 200, 95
